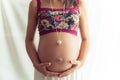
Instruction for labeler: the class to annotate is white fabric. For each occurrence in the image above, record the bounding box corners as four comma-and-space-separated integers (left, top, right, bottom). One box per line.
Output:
0, 0, 34, 80
0, 0, 109, 80
34, 68, 83, 80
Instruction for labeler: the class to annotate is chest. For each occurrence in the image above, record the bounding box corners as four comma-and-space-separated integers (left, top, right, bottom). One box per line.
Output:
37, 8, 80, 31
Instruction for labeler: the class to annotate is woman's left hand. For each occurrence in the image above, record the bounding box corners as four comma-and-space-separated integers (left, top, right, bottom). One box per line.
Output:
58, 60, 82, 78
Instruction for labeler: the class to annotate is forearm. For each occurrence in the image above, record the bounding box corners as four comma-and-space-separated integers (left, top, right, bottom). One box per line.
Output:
77, 39, 89, 66
25, 41, 41, 65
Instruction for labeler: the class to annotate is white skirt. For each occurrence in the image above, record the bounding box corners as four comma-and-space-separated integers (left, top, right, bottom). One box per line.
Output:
34, 68, 83, 80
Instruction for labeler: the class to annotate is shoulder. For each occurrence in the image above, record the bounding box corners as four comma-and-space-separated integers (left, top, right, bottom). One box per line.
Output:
29, 0, 37, 8
78, 0, 85, 7
78, 0, 87, 15
78, 0, 84, 3
27, 0, 38, 14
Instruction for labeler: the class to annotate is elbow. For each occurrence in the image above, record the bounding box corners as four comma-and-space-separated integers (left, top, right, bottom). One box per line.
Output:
81, 37, 90, 46
82, 37, 89, 42
25, 38, 34, 51
25, 37, 34, 46
25, 38, 29, 47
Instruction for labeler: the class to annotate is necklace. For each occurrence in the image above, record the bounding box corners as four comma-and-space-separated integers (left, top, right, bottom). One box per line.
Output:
50, 0, 65, 46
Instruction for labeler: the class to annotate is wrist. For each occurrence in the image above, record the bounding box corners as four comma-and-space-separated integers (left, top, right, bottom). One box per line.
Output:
33, 62, 41, 68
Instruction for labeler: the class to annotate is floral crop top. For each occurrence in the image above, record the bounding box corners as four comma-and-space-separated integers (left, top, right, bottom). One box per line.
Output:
37, 0, 80, 36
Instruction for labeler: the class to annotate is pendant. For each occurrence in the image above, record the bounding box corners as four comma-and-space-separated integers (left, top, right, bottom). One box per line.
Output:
56, 40, 62, 45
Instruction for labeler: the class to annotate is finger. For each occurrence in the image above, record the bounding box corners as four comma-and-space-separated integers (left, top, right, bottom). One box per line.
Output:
42, 67, 60, 76
59, 66, 77, 77
69, 60, 77, 64
47, 71, 60, 76
39, 62, 51, 67
69, 60, 81, 66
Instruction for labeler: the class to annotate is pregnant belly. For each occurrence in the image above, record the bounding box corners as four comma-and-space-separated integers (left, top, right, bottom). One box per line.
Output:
38, 32, 80, 72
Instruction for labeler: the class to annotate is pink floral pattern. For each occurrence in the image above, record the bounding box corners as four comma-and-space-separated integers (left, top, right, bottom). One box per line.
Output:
54, 15, 63, 22
37, 10, 80, 31
71, 24, 76, 30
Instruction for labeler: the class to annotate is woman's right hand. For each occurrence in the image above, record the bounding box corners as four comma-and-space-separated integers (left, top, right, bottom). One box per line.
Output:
33, 62, 60, 77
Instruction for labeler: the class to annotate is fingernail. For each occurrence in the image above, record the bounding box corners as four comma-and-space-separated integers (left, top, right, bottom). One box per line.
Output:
73, 62, 77, 64
48, 62, 51, 65
69, 60, 72, 63
72, 62, 77, 66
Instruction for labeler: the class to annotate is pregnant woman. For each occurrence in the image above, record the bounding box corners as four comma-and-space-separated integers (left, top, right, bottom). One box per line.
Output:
25, 0, 89, 80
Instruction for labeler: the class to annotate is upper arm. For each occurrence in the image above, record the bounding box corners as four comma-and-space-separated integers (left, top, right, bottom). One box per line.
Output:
79, 0, 89, 40
25, 0, 38, 41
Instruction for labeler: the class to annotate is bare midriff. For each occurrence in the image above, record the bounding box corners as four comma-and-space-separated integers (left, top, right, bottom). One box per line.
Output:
38, 32, 80, 72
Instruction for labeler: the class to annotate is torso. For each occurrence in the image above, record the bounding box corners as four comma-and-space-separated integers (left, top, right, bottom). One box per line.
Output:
36, 0, 80, 72
38, 32, 80, 72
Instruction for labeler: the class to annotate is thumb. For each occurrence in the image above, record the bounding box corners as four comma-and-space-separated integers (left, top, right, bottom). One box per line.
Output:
69, 60, 80, 66
69, 60, 77, 64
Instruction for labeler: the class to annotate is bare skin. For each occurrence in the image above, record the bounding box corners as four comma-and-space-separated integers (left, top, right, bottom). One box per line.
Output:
25, 0, 89, 77
38, 32, 80, 72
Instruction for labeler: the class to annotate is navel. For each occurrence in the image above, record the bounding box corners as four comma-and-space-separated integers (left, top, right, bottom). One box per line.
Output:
55, 57, 64, 63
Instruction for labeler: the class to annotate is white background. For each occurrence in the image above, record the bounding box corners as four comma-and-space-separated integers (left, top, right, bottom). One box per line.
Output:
0, 0, 120, 80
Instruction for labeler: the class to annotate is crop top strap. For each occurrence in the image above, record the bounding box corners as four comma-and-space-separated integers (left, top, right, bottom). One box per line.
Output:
75, 0, 80, 13
37, 0, 41, 12
76, 0, 79, 7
